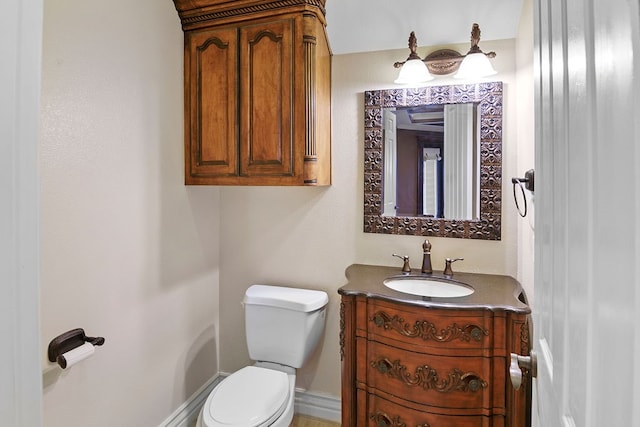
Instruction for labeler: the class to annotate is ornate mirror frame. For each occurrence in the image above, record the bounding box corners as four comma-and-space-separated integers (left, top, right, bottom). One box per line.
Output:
363, 81, 502, 240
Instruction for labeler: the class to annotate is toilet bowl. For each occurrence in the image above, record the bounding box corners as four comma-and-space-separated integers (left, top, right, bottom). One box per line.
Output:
196, 365, 295, 427
196, 285, 328, 427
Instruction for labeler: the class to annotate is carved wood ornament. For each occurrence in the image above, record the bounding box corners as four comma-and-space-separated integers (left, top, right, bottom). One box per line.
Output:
518, 318, 532, 387
370, 411, 430, 427
175, 0, 327, 28
371, 311, 489, 343
372, 357, 488, 393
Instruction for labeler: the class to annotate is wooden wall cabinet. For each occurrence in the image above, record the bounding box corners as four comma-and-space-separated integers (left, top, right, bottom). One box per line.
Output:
339, 265, 532, 427
172, 0, 331, 185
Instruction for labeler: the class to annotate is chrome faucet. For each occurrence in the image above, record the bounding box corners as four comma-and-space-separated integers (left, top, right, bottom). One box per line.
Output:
392, 254, 411, 273
443, 257, 464, 276
421, 240, 433, 274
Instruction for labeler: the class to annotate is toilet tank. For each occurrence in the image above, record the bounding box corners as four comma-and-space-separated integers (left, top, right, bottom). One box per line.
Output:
243, 285, 329, 368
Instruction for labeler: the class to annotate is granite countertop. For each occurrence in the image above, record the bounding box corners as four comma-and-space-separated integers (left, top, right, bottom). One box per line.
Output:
339, 264, 531, 313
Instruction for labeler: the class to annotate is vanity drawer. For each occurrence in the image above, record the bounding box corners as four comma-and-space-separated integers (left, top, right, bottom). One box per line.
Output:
362, 340, 493, 410
366, 393, 501, 427
366, 299, 496, 355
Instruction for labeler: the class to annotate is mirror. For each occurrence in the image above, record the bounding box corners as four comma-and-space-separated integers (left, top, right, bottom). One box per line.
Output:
364, 81, 502, 240
382, 102, 480, 220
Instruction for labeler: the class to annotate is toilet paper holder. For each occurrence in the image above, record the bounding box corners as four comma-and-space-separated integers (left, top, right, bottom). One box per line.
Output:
48, 328, 105, 368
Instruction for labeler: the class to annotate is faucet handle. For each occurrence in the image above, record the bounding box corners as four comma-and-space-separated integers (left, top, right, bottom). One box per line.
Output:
392, 254, 411, 273
443, 257, 464, 276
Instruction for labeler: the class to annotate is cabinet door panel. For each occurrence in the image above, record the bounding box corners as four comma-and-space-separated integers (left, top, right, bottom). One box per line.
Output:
186, 27, 238, 181
239, 19, 294, 177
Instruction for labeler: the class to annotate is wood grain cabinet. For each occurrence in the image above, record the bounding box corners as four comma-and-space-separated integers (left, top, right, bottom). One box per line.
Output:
172, 0, 331, 185
339, 265, 533, 427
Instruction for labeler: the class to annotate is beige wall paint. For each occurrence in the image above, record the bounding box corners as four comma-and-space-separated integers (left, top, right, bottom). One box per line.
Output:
219, 38, 529, 398
39, 0, 534, 422
39, 0, 220, 425
515, 0, 536, 304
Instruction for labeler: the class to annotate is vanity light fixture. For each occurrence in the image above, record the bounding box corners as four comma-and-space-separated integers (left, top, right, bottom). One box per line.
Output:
393, 23, 497, 84
454, 23, 497, 79
393, 31, 434, 84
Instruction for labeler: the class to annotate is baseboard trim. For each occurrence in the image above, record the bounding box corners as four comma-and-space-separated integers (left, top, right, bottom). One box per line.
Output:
159, 374, 224, 427
158, 372, 341, 426
294, 389, 341, 422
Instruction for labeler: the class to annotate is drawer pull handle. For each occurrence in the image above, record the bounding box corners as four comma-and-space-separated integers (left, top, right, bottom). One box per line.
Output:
468, 378, 483, 392
376, 358, 393, 374
370, 411, 431, 427
371, 311, 489, 343
371, 357, 488, 393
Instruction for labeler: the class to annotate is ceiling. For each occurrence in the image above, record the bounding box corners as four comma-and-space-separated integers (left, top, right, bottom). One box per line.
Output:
325, 0, 524, 55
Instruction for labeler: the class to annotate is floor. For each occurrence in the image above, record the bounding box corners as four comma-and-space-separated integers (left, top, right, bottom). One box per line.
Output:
189, 414, 339, 427
290, 414, 340, 427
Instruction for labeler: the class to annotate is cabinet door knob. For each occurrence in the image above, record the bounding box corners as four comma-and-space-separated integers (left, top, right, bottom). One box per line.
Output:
510, 351, 537, 390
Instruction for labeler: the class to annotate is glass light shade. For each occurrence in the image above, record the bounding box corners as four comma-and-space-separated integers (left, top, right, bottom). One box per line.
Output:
394, 59, 434, 84
454, 52, 497, 79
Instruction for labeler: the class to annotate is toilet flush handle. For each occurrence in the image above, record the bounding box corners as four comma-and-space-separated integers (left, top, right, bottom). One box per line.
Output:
509, 351, 537, 390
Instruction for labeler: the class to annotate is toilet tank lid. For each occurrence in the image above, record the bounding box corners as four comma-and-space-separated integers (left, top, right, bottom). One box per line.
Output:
244, 285, 329, 312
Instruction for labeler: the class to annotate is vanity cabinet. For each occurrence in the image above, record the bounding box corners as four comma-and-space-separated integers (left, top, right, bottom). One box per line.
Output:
339, 264, 532, 427
172, 0, 331, 185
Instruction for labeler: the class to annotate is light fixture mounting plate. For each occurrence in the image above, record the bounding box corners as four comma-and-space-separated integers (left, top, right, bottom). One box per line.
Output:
423, 49, 464, 75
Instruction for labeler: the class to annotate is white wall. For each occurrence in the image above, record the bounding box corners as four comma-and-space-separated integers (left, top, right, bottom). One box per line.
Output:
219, 37, 526, 397
39, 1, 220, 425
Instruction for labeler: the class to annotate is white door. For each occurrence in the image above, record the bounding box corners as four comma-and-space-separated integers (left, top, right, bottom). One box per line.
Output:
1, 0, 44, 425
533, 0, 640, 426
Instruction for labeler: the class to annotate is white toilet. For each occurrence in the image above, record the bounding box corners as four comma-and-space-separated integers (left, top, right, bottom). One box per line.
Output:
196, 284, 329, 427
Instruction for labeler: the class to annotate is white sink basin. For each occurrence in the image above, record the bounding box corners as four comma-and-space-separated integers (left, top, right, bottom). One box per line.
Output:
383, 277, 474, 298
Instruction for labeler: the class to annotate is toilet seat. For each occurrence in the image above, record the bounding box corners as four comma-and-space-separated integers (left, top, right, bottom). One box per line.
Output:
202, 366, 290, 427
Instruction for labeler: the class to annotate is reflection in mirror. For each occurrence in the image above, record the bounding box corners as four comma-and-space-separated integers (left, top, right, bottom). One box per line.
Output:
383, 103, 480, 220
364, 82, 502, 240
